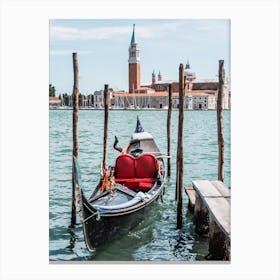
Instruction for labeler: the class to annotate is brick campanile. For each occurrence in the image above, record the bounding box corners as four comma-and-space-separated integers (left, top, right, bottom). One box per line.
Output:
128, 24, 140, 93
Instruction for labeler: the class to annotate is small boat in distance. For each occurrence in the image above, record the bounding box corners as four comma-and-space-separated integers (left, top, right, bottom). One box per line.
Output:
73, 117, 166, 252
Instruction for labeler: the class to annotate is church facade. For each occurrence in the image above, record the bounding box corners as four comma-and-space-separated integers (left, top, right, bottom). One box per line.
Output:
111, 25, 230, 110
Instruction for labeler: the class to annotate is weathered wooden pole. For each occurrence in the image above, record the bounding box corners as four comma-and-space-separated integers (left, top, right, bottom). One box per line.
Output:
217, 60, 225, 182
102, 84, 109, 170
71, 52, 79, 226
167, 83, 172, 177
176, 64, 185, 229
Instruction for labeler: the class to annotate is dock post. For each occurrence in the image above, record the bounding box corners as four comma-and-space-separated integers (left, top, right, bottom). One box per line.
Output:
102, 84, 109, 170
167, 83, 172, 177
217, 60, 225, 182
194, 195, 209, 235
71, 52, 79, 226
176, 64, 185, 229
208, 217, 230, 260
192, 180, 231, 260
185, 184, 196, 212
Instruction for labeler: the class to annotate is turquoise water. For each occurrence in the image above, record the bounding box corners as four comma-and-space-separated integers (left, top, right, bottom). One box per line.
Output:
49, 110, 230, 261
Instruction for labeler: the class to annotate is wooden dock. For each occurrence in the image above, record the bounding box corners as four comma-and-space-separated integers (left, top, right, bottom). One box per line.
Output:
185, 185, 196, 210
185, 180, 231, 260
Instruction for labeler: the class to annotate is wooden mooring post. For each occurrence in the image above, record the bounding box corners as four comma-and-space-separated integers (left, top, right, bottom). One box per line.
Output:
102, 84, 109, 170
217, 60, 225, 182
185, 180, 231, 260
176, 64, 185, 229
167, 83, 172, 177
71, 52, 79, 226
183, 60, 229, 260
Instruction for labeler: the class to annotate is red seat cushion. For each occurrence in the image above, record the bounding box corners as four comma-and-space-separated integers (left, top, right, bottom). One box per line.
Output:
115, 178, 155, 183
117, 180, 139, 190
135, 154, 158, 178
138, 181, 154, 190
114, 153, 158, 191
114, 154, 135, 178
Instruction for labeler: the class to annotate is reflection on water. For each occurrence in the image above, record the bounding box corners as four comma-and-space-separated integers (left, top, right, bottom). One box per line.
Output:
66, 225, 78, 253
49, 110, 230, 261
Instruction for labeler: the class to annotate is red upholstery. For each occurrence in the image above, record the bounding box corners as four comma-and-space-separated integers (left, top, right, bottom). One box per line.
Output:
114, 153, 159, 191
135, 154, 158, 178
138, 181, 154, 189
114, 154, 135, 178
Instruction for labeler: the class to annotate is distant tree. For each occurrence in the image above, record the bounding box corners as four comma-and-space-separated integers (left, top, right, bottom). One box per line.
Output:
49, 84, 56, 97
62, 92, 70, 106
63, 93, 69, 106
79, 93, 83, 107
88, 94, 94, 106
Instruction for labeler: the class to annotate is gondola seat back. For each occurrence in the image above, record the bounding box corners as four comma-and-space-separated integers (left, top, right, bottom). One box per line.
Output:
135, 154, 158, 178
114, 154, 135, 178
114, 153, 158, 191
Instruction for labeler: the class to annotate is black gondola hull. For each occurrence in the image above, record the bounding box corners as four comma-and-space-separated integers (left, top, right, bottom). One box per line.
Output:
80, 186, 164, 252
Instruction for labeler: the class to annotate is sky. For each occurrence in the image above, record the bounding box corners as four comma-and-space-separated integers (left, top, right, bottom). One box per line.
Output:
49, 19, 230, 95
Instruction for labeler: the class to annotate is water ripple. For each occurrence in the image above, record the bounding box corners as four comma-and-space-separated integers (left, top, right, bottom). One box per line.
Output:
49, 110, 231, 261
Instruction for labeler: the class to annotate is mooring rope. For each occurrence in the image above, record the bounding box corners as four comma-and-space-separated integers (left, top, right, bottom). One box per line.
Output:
82, 211, 101, 223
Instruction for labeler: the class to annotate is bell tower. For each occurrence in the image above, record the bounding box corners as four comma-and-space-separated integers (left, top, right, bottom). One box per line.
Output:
128, 24, 140, 93
158, 70, 162, 81
152, 70, 156, 85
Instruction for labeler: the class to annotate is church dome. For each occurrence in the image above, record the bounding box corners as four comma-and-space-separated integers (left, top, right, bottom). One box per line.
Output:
184, 61, 196, 81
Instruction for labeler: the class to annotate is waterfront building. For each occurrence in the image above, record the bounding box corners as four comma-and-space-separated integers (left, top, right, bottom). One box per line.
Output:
110, 24, 230, 110
92, 89, 114, 109
93, 90, 104, 108
49, 96, 62, 108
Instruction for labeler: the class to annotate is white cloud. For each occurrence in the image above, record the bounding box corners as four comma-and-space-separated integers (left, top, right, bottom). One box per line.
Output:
137, 22, 184, 38
50, 25, 129, 41
49, 50, 94, 56
49, 22, 184, 42
195, 20, 230, 32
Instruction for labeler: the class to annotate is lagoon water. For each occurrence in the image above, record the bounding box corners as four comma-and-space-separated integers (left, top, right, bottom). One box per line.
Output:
49, 110, 230, 261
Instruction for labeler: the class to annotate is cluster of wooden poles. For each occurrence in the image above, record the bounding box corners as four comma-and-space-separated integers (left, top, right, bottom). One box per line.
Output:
70, 52, 225, 233
168, 61, 225, 229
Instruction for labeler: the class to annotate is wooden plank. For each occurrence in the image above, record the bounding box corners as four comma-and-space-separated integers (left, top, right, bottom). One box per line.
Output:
211, 180, 230, 197
192, 180, 230, 238
185, 185, 196, 209
193, 180, 222, 198
204, 197, 230, 237
211, 180, 230, 203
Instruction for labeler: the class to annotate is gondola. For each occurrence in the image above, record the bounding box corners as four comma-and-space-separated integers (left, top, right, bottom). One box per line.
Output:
73, 117, 166, 252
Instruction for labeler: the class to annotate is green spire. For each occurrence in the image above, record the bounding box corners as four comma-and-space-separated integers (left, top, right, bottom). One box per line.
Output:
130, 24, 136, 45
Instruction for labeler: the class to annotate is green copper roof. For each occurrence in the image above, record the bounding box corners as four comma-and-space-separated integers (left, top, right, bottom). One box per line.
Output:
130, 24, 136, 45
